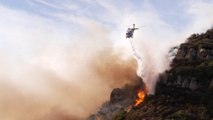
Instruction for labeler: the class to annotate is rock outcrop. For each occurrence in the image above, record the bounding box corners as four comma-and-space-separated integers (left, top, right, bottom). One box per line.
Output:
157, 28, 213, 94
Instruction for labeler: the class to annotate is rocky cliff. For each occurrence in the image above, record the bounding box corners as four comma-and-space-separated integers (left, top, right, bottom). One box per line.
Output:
115, 28, 213, 120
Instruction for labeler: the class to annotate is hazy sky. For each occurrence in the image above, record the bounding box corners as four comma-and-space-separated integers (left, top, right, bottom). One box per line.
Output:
0, 0, 197, 30
0, 0, 212, 60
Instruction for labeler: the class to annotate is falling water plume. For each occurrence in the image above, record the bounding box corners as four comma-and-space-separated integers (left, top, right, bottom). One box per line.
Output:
128, 38, 145, 79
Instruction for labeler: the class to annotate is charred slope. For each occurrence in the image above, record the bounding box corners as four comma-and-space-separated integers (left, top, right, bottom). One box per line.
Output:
112, 28, 213, 120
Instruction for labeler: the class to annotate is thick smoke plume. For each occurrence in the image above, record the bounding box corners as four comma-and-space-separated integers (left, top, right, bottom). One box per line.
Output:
0, 43, 137, 120
1, 21, 142, 119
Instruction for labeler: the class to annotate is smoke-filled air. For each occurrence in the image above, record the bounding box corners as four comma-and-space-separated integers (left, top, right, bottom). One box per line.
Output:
0, 0, 213, 120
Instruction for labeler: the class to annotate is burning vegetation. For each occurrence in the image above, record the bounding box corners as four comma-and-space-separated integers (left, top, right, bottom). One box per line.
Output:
134, 90, 146, 107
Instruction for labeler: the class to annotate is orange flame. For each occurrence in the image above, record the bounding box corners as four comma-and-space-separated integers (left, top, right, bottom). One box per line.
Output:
134, 90, 145, 107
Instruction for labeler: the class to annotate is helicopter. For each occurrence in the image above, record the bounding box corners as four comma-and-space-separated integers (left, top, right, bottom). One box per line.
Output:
126, 24, 139, 39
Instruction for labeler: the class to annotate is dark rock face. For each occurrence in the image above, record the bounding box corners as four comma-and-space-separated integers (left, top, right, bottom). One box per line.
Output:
157, 28, 213, 95
157, 66, 212, 93
154, 28, 213, 119
175, 28, 213, 62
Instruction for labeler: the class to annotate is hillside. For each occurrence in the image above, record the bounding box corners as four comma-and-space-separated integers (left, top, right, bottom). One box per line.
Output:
89, 28, 213, 120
